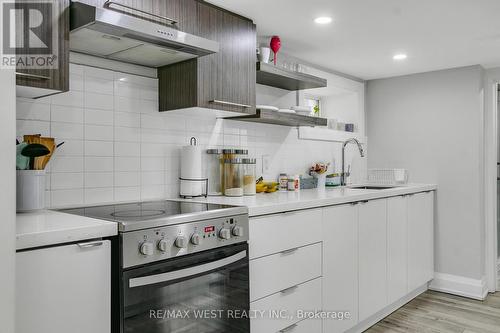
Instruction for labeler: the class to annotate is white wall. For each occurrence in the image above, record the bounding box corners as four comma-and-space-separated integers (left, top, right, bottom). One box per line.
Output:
0, 67, 16, 332
367, 66, 485, 281
17, 63, 366, 208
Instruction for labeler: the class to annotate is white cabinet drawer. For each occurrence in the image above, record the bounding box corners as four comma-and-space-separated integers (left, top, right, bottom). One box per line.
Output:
287, 317, 322, 333
251, 277, 322, 333
250, 242, 322, 301
250, 209, 322, 259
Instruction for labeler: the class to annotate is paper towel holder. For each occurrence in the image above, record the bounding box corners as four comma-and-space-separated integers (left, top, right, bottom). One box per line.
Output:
179, 178, 208, 198
179, 137, 208, 198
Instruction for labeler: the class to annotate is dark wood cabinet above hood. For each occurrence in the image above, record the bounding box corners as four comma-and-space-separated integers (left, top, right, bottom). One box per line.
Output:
158, 1, 256, 115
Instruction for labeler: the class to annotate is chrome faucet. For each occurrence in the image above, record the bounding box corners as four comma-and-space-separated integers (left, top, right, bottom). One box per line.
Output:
341, 138, 365, 186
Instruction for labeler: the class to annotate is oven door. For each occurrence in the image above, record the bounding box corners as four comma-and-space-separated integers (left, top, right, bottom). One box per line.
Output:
122, 243, 249, 333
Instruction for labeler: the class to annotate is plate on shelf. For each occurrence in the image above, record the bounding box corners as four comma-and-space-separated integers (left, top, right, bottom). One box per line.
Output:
278, 109, 296, 114
256, 105, 279, 111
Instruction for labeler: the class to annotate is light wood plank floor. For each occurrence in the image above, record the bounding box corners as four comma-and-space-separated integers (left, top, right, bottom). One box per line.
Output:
365, 291, 500, 333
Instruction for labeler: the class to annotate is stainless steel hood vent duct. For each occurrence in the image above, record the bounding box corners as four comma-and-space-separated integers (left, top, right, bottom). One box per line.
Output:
69, 1, 219, 68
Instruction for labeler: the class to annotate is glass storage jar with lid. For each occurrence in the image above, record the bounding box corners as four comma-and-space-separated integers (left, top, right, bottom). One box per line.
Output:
221, 149, 247, 194
224, 158, 244, 197
242, 158, 256, 196
206, 149, 223, 196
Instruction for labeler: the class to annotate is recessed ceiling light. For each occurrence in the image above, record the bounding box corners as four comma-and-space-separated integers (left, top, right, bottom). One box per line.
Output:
314, 17, 332, 24
393, 53, 407, 60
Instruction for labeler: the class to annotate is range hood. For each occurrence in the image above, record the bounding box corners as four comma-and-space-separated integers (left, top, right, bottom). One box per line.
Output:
69, 1, 219, 68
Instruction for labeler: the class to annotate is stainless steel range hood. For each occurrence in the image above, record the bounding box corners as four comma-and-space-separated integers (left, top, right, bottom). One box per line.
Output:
70, 1, 219, 68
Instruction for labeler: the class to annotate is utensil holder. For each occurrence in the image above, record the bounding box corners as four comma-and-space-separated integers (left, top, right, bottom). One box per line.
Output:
17, 170, 46, 212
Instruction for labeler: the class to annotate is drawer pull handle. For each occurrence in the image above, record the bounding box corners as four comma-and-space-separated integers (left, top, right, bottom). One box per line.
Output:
16, 72, 51, 80
209, 100, 252, 108
280, 247, 299, 255
279, 323, 298, 333
280, 285, 298, 294
77, 241, 103, 249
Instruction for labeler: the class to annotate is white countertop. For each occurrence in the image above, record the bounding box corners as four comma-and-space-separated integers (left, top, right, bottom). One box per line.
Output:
185, 184, 437, 217
16, 210, 118, 250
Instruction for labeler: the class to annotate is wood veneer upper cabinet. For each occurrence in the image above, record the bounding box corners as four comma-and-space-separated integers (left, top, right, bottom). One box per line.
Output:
16, 0, 70, 98
158, 2, 257, 114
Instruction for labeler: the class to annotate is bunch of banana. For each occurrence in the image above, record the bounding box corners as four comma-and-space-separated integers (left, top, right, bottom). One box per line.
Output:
256, 178, 279, 193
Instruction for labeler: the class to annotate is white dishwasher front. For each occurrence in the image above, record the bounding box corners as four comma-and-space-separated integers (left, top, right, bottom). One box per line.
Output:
16, 240, 111, 333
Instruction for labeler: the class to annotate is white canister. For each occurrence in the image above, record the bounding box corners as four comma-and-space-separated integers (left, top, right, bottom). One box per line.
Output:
259, 47, 271, 63
17, 170, 46, 212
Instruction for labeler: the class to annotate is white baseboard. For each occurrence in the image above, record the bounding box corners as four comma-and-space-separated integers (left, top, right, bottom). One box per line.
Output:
429, 273, 488, 300
347, 283, 428, 333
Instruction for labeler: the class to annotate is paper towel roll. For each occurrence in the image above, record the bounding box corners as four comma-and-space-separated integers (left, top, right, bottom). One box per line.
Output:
180, 145, 203, 197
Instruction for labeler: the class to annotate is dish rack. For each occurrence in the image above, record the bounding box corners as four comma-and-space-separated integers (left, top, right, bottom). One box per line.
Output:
367, 169, 408, 186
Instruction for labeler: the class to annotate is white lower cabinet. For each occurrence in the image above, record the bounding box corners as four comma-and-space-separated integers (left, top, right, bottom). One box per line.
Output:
250, 190, 435, 333
16, 240, 111, 333
387, 195, 408, 304
408, 191, 434, 291
358, 199, 388, 321
250, 278, 322, 333
322, 204, 359, 333
250, 242, 322, 302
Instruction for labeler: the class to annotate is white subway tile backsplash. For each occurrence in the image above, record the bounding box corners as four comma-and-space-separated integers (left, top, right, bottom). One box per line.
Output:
16, 63, 355, 208
114, 81, 141, 99
114, 186, 140, 202
84, 188, 114, 205
115, 142, 140, 157
85, 66, 115, 80
17, 101, 51, 121
114, 172, 140, 187
141, 185, 164, 200
51, 105, 84, 124
85, 109, 114, 126
52, 91, 84, 107
85, 157, 113, 173
114, 96, 142, 113
17, 120, 50, 137
85, 172, 114, 188
85, 92, 114, 110
114, 157, 140, 172
51, 189, 84, 207
70, 74, 84, 91
85, 140, 113, 156
115, 112, 140, 128
51, 173, 84, 190
84, 76, 114, 95
141, 171, 164, 186
54, 140, 84, 156
115, 126, 141, 142
85, 124, 113, 141
50, 156, 84, 173
51, 122, 84, 140
141, 157, 165, 172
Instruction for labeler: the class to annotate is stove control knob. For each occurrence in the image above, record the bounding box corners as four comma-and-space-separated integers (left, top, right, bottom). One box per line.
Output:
191, 233, 201, 245
157, 239, 168, 252
232, 226, 244, 237
219, 228, 231, 240
140, 242, 154, 256
175, 236, 188, 248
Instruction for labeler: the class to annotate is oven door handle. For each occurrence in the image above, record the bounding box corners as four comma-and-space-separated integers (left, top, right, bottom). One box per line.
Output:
129, 250, 247, 288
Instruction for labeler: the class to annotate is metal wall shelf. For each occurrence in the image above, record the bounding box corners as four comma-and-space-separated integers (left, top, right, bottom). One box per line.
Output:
227, 109, 327, 127
256, 62, 327, 91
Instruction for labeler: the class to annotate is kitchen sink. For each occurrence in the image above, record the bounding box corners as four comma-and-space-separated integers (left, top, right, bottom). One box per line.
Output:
347, 185, 398, 190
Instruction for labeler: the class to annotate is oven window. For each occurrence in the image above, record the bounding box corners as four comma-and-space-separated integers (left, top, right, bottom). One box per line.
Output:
122, 244, 249, 333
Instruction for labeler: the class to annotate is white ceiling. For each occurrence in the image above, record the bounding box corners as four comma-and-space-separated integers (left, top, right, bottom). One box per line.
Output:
207, 0, 500, 80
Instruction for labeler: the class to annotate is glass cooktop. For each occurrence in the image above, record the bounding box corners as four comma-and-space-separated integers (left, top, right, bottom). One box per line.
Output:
58, 200, 248, 232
